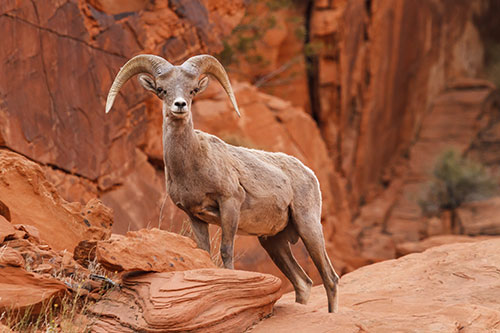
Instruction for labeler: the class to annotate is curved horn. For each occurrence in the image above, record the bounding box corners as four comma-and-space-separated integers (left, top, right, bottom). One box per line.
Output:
105, 54, 172, 113
182, 55, 240, 117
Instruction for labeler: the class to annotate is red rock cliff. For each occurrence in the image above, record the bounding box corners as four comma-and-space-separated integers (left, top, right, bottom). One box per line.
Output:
1, 0, 499, 284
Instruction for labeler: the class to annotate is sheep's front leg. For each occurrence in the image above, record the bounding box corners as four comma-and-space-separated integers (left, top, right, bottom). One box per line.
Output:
219, 198, 241, 269
190, 215, 210, 253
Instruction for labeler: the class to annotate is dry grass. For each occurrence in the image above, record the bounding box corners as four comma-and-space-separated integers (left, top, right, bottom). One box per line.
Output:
1, 256, 118, 332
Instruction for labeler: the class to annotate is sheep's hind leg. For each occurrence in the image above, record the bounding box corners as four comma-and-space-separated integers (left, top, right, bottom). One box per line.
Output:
258, 226, 313, 304
190, 215, 210, 253
292, 211, 339, 313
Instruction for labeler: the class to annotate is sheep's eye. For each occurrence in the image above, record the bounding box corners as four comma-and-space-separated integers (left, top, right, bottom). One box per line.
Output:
190, 88, 199, 95
156, 87, 163, 94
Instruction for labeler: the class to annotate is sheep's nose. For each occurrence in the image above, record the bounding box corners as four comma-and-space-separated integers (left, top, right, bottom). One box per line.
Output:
171, 98, 188, 113
174, 100, 187, 108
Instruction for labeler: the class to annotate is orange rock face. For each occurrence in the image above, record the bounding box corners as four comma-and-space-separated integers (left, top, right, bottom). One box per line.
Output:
96, 228, 216, 272
89, 268, 282, 332
221, 2, 311, 111
310, 0, 492, 208
0, 150, 112, 251
354, 79, 499, 260
395, 234, 494, 257
0, 266, 67, 316
456, 197, 500, 235
1, 0, 499, 304
0, 246, 25, 267
253, 239, 500, 332
0, 216, 16, 243
0, 0, 245, 235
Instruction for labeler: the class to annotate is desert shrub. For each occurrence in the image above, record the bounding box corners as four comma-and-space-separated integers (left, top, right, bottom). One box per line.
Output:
419, 149, 498, 216
217, 0, 305, 84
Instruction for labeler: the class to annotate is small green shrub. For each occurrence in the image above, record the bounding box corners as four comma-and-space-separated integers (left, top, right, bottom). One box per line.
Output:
217, 0, 303, 76
419, 149, 498, 215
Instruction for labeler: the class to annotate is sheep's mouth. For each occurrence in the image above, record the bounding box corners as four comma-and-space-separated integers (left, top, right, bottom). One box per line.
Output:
171, 110, 188, 116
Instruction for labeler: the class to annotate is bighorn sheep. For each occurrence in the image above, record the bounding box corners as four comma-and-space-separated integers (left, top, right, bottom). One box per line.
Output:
105, 54, 339, 312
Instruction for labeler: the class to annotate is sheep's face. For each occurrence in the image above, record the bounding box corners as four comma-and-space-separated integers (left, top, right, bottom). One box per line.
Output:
138, 67, 209, 120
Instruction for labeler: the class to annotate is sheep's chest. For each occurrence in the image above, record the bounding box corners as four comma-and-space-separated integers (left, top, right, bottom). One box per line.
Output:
167, 178, 220, 222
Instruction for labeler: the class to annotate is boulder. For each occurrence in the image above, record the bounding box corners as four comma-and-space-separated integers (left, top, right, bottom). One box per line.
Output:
253, 239, 500, 332
89, 268, 282, 332
96, 228, 216, 272
0, 266, 67, 316
0, 246, 24, 267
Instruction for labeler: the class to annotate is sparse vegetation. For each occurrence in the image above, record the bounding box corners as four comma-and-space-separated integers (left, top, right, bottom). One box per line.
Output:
217, 0, 307, 87
1, 255, 118, 332
419, 149, 498, 216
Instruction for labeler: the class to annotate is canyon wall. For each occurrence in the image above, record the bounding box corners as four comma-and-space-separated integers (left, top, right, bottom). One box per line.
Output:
1, 0, 499, 287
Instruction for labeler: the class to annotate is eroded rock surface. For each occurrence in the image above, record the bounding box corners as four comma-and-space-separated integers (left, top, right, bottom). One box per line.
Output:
0, 216, 16, 243
96, 228, 216, 272
0, 266, 67, 316
0, 220, 114, 319
456, 197, 500, 235
395, 234, 494, 257
0, 150, 112, 251
253, 239, 500, 332
90, 268, 282, 332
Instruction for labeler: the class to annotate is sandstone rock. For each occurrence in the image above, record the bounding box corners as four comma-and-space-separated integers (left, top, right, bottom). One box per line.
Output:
89, 268, 282, 332
311, 0, 491, 210
0, 266, 67, 315
100, 148, 170, 234
355, 81, 497, 256
456, 197, 500, 235
0, 199, 11, 221
13, 224, 41, 243
3, 231, 89, 280
96, 228, 216, 272
425, 212, 453, 237
253, 239, 500, 332
0, 246, 24, 267
87, 0, 148, 15
0, 0, 245, 185
0, 0, 246, 251
396, 234, 494, 257
0, 216, 16, 243
80, 198, 114, 231
73, 240, 98, 268
0, 150, 111, 251
358, 226, 396, 260
223, 4, 311, 111
43, 166, 99, 205
310, 8, 342, 36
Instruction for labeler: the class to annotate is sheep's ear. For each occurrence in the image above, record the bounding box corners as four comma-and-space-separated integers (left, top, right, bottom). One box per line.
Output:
197, 76, 209, 94
138, 74, 157, 93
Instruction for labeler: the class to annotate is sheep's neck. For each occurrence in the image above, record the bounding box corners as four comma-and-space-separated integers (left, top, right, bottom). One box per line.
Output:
162, 116, 199, 176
